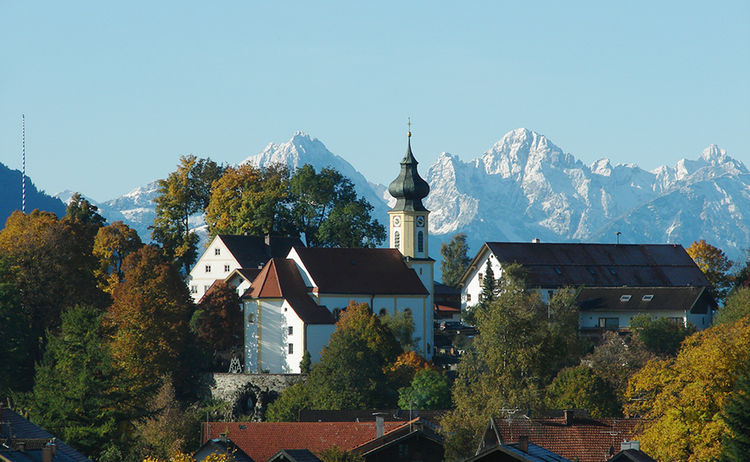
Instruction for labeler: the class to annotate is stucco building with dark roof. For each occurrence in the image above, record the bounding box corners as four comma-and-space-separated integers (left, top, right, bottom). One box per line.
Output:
459, 242, 714, 332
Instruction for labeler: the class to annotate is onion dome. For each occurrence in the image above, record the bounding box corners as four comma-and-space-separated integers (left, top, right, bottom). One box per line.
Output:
388, 132, 430, 211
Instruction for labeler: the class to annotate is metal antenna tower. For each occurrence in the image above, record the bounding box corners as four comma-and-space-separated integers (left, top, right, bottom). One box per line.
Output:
21, 114, 27, 213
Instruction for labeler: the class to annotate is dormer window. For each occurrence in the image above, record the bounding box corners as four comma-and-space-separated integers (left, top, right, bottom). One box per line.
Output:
642, 295, 654, 302
620, 295, 631, 302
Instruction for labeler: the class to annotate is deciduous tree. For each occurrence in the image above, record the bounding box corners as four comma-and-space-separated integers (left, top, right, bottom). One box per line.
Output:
398, 369, 452, 410
687, 239, 733, 301
440, 233, 470, 288
93, 221, 143, 293
0, 255, 32, 395
625, 316, 750, 461
714, 287, 750, 326
191, 280, 242, 353
545, 365, 620, 417
630, 314, 696, 356
720, 364, 750, 461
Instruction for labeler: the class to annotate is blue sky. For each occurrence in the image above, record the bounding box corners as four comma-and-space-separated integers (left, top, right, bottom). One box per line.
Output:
1, 1, 748, 201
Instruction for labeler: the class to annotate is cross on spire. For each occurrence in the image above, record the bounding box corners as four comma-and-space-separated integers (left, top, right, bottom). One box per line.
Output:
407, 117, 411, 138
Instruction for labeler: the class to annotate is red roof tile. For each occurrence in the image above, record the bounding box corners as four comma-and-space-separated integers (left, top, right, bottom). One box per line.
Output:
486, 416, 644, 462
203, 421, 402, 462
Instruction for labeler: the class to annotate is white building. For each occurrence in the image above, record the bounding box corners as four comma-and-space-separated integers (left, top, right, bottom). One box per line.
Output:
459, 241, 715, 331
188, 234, 303, 302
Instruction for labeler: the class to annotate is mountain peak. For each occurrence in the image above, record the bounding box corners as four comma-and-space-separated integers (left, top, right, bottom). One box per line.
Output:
700, 144, 726, 163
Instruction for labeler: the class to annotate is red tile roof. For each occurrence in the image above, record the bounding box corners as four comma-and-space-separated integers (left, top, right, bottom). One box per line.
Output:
435, 304, 460, 314
295, 247, 428, 295
484, 416, 644, 462
247, 258, 334, 324
203, 421, 402, 462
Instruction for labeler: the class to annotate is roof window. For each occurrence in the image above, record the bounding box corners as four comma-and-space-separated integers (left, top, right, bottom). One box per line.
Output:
587, 267, 596, 275
642, 295, 654, 302
554, 267, 562, 275
620, 295, 632, 302
608, 268, 617, 275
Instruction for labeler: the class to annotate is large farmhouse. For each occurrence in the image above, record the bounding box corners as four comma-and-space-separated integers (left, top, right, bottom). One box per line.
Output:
459, 242, 715, 332
194, 131, 436, 373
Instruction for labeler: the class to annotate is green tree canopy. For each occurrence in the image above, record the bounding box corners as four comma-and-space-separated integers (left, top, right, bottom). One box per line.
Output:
630, 314, 696, 356
545, 365, 620, 418
152, 155, 225, 273
290, 165, 385, 247
720, 363, 750, 461
30, 304, 133, 459
0, 255, 32, 395
398, 369, 452, 410
714, 287, 750, 326
440, 233, 471, 287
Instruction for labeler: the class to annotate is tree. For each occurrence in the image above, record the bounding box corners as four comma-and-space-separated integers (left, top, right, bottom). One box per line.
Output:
441, 233, 471, 287
398, 369, 452, 410
0, 210, 106, 366
191, 280, 242, 355
479, 261, 496, 305
714, 287, 750, 326
290, 165, 385, 247
441, 276, 584, 460
318, 446, 364, 462
205, 163, 294, 238
30, 304, 132, 459
687, 239, 733, 301
0, 255, 32, 395
624, 316, 750, 461
93, 221, 143, 293
268, 302, 401, 418
545, 365, 620, 418
583, 331, 653, 406
386, 350, 431, 390
720, 364, 750, 461
300, 351, 312, 374
630, 314, 696, 356
381, 310, 417, 351
64, 192, 106, 240
152, 155, 224, 274
107, 245, 195, 396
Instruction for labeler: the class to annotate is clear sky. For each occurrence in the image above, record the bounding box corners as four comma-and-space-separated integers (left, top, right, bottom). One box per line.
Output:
1, 1, 748, 201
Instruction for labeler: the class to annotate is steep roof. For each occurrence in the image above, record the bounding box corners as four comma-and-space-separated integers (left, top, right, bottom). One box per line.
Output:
351, 418, 443, 458
267, 449, 321, 462
466, 443, 572, 462
576, 286, 715, 314
464, 242, 710, 288
218, 235, 304, 269
295, 248, 428, 295
248, 258, 334, 324
482, 415, 643, 462
202, 421, 402, 462
0, 407, 93, 462
387, 135, 430, 212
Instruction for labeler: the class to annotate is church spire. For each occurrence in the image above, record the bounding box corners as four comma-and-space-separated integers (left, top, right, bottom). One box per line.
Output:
388, 123, 430, 212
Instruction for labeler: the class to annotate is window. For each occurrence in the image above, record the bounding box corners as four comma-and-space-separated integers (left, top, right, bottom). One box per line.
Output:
478, 273, 483, 282
598, 317, 619, 329
608, 268, 617, 275
215, 248, 221, 256
204, 285, 210, 293
586, 267, 596, 275
205, 265, 211, 273
667, 317, 683, 326
642, 294, 654, 302
620, 295, 631, 302
190, 285, 197, 294
554, 267, 562, 275
224, 264, 230, 272
288, 326, 293, 336
418, 231, 424, 252
248, 313, 255, 324
394, 231, 400, 248
467, 293, 472, 302
288, 343, 293, 354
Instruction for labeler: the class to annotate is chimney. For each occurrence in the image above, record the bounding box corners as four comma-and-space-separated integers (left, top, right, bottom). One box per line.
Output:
219, 432, 228, 443
376, 415, 385, 438
621, 440, 640, 451
264, 233, 271, 246
518, 435, 529, 453
42, 446, 53, 462
531, 238, 541, 244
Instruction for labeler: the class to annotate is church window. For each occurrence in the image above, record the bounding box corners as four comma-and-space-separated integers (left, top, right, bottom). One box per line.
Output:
394, 231, 400, 248
418, 231, 424, 252
288, 343, 293, 354
215, 248, 221, 255
288, 326, 293, 335
248, 313, 255, 324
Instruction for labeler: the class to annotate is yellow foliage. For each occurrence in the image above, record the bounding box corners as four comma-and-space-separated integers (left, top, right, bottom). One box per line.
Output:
625, 315, 750, 461
686, 239, 733, 299
142, 452, 233, 462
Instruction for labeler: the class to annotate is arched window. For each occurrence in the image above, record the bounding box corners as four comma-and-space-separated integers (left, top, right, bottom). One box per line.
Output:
417, 231, 424, 253
394, 231, 400, 249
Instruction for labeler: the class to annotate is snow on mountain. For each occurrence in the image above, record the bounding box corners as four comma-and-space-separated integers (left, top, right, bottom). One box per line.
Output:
90, 128, 749, 263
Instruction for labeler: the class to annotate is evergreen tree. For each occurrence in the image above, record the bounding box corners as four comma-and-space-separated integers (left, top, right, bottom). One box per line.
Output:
479, 261, 496, 304
30, 304, 133, 459
440, 233, 471, 287
0, 255, 32, 395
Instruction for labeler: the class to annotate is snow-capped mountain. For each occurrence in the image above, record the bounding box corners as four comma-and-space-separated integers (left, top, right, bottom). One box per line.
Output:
89, 129, 749, 262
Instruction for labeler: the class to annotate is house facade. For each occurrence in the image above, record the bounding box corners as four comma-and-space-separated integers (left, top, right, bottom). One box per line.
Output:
459, 242, 714, 331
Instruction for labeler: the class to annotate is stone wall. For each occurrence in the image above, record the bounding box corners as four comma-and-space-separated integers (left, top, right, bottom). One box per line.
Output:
203, 373, 305, 421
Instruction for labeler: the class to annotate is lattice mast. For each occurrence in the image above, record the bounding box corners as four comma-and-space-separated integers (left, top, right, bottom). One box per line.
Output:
21, 114, 26, 213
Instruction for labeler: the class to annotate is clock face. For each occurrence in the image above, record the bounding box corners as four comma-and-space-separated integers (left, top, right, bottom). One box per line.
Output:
416, 216, 425, 227
393, 216, 401, 227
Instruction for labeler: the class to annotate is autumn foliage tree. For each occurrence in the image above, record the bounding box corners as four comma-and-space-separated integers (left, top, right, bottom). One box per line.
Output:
687, 239, 733, 301
107, 245, 195, 395
625, 316, 750, 461
191, 280, 242, 354
93, 221, 143, 293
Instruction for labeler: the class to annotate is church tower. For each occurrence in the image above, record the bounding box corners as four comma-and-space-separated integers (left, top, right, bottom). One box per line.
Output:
388, 126, 434, 357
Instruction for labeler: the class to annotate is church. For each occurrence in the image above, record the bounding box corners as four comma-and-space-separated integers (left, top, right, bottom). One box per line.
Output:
196, 130, 435, 373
